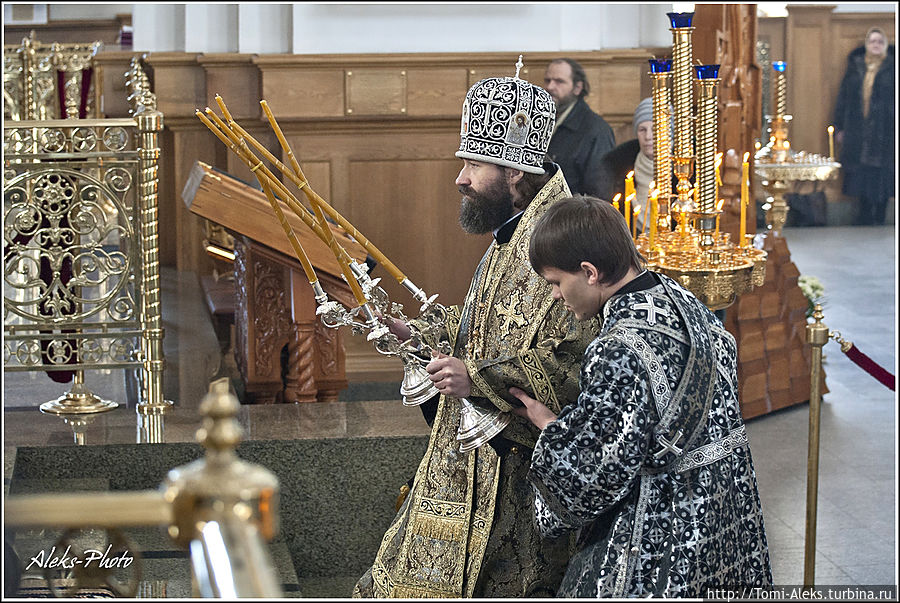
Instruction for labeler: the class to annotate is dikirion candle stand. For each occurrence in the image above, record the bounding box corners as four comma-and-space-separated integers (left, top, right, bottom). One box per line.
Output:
754, 61, 841, 234
197, 95, 510, 451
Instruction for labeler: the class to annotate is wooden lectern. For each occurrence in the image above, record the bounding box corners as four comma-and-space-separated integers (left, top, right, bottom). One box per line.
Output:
183, 161, 368, 403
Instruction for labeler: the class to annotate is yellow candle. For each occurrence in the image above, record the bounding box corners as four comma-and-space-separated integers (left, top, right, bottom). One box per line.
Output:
715, 199, 724, 240
624, 193, 632, 232
625, 170, 635, 201
715, 152, 723, 206
641, 200, 650, 236
612, 192, 621, 211
827, 125, 835, 158
741, 152, 750, 247
632, 204, 640, 241
649, 189, 658, 250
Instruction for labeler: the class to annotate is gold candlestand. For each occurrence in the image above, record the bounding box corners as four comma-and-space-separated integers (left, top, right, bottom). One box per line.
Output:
754, 61, 841, 234
642, 12, 766, 311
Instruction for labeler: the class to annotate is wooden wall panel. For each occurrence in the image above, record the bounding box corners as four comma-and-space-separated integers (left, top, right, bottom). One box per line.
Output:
406, 68, 468, 117
786, 7, 833, 158
594, 62, 646, 122
173, 127, 219, 276
348, 159, 487, 308
256, 64, 345, 119
143, 53, 206, 117
345, 69, 408, 116
199, 55, 260, 120
92, 48, 657, 299
5, 18, 128, 47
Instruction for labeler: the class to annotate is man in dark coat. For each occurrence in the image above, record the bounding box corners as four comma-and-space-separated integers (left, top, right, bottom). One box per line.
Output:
833, 28, 895, 225
544, 58, 616, 198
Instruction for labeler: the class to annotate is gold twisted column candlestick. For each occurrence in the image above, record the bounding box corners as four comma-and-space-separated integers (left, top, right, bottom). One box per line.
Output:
669, 12, 696, 216
650, 58, 673, 244
693, 64, 721, 256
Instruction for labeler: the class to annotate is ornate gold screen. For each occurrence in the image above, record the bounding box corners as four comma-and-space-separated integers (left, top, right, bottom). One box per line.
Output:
3, 33, 102, 121
3, 57, 167, 418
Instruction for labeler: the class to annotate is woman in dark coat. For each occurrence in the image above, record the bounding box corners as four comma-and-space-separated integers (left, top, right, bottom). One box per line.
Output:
833, 27, 895, 225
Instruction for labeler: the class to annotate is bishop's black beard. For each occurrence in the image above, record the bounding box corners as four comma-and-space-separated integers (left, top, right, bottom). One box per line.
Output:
458, 178, 514, 235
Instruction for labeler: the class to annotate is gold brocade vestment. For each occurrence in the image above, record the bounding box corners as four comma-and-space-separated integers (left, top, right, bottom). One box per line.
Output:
353, 167, 599, 598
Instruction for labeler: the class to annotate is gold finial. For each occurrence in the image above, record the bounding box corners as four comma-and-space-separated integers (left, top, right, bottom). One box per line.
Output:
515, 54, 524, 79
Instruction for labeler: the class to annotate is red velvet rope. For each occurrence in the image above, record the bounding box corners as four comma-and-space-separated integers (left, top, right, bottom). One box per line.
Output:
844, 344, 896, 391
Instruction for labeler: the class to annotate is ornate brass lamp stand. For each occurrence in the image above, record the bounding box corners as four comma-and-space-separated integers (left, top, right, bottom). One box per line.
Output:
754, 61, 841, 234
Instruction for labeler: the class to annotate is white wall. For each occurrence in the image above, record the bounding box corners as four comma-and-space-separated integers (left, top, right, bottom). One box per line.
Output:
32, 3, 899, 54
47, 4, 132, 20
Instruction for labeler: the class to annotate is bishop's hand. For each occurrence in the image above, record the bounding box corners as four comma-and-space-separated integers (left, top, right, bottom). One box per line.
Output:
426, 352, 471, 398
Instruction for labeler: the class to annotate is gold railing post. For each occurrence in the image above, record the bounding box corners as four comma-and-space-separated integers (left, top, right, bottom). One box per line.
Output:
22, 34, 37, 119
804, 303, 829, 588
128, 56, 172, 442
163, 378, 282, 597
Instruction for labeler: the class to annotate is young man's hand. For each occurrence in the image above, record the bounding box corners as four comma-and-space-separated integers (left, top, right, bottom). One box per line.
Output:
509, 387, 558, 430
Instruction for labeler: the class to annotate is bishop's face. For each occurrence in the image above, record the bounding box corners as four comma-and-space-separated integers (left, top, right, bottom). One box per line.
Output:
455, 160, 514, 234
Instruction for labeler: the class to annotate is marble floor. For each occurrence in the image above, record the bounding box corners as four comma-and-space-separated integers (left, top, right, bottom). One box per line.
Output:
3, 225, 897, 595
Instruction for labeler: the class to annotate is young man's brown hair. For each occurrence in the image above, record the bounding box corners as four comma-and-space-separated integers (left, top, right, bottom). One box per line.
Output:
529, 195, 645, 285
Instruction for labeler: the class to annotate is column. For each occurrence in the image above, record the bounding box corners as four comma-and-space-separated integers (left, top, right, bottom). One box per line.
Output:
184, 4, 239, 53
639, 4, 676, 49
238, 4, 292, 54
132, 4, 185, 52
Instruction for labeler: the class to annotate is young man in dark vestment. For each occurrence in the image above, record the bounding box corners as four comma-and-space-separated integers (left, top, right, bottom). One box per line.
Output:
512, 195, 773, 597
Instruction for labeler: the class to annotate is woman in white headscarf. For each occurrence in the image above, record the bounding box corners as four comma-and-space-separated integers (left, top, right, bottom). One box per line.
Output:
597, 98, 655, 228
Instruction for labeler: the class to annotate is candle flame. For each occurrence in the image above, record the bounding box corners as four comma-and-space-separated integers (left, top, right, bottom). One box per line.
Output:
716, 199, 724, 211
613, 192, 622, 203
743, 151, 750, 162
626, 170, 635, 180
827, 125, 834, 134
633, 205, 641, 215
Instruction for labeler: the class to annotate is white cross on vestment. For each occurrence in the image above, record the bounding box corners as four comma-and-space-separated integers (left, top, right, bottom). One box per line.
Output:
633, 298, 669, 325
654, 429, 684, 458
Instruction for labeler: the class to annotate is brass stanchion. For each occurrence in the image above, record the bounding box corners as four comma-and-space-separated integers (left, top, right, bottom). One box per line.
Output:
804, 303, 829, 588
